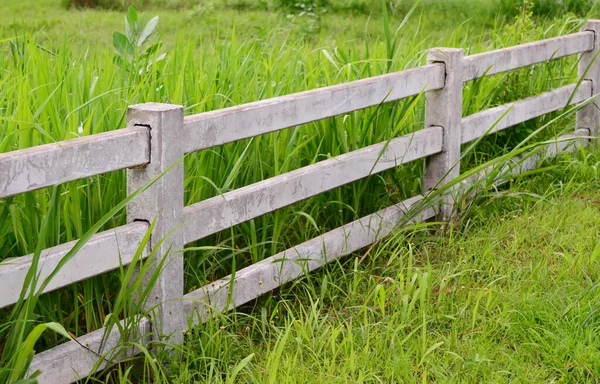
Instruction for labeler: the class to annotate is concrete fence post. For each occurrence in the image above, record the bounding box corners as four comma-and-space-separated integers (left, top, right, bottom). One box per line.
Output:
126, 103, 186, 342
423, 48, 464, 221
577, 20, 600, 145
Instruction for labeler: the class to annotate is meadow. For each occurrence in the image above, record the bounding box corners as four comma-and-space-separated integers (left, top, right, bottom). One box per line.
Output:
1, 0, 600, 382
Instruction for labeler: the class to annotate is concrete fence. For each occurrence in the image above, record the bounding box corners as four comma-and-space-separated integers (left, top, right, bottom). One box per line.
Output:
1, 21, 599, 383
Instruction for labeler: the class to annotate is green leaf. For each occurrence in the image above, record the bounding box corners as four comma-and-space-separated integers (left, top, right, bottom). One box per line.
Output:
267, 327, 291, 384
293, 211, 319, 232
138, 16, 158, 47
125, 6, 138, 41
225, 353, 255, 384
143, 42, 162, 56
139, 14, 150, 31
113, 32, 134, 56
43, 322, 72, 341
420, 341, 444, 365
381, 0, 391, 70
13, 379, 39, 384
112, 54, 124, 67
10, 323, 69, 382
378, 284, 386, 317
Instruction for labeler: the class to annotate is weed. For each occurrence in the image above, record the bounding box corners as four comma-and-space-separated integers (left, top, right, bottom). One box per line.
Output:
113, 6, 166, 84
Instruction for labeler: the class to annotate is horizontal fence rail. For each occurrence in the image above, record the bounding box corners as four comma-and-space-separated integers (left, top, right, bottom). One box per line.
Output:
183, 126, 443, 243
0, 222, 150, 309
183, 125, 590, 324
514, 129, 589, 171
182, 64, 445, 152
183, 195, 435, 323
462, 81, 593, 143
0, 127, 149, 199
28, 317, 150, 384
1, 21, 599, 384
462, 128, 589, 190
462, 31, 594, 81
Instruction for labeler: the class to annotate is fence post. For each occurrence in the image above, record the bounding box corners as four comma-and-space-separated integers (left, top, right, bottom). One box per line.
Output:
126, 103, 186, 342
423, 48, 464, 221
577, 20, 600, 145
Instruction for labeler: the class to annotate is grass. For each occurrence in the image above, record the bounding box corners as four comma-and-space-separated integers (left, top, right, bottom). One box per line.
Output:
1, 0, 496, 48
161, 149, 600, 383
1, 0, 600, 381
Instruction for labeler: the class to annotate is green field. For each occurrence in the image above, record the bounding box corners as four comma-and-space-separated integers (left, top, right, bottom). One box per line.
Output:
1, 0, 600, 382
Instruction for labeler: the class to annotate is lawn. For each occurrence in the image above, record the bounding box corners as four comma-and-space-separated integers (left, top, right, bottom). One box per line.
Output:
0, 0, 504, 47
1, 0, 600, 382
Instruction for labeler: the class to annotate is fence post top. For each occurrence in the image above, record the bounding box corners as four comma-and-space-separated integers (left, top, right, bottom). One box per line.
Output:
427, 47, 464, 64
127, 103, 184, 129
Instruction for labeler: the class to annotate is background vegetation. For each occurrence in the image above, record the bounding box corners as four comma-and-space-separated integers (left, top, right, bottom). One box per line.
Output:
1, 0, 599, 382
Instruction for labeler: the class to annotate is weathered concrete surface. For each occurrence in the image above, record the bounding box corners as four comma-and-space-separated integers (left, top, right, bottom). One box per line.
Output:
182, 195, 435, 324
577, 21, 600, 142
183, 126, 443, 243
29, 317, 150, 384
0, 222, 149, 309
182, 64, 445, 152
126, 103, 186, 341
423, 48, 464, 220
463, 31, 594, 82
462, 81, 592, 143
0, 127, 149, 199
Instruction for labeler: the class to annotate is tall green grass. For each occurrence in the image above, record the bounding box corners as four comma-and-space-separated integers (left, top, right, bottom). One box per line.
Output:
0, 0, 595, 376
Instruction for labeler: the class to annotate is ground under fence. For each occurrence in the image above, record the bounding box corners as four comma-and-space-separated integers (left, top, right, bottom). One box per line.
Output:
0, 20, 599, 384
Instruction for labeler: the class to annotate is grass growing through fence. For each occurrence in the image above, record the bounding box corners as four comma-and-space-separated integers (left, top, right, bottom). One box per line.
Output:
1, 0, 600, 381
157, 149, 600, 383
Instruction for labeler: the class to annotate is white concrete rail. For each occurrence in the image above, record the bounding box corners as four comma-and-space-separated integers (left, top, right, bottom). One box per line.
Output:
183, 126, 443, 243
514, 128, 590, 172
0, 127, 149, 198
0, 222, 150, 309
29, 317, 150, 384
463, 31, 594, 81
462, 81, 593, 143
183, 121, 584, 323
182, 64, 445, 152
463, 128, 590, 188
183, 195, 435, 324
